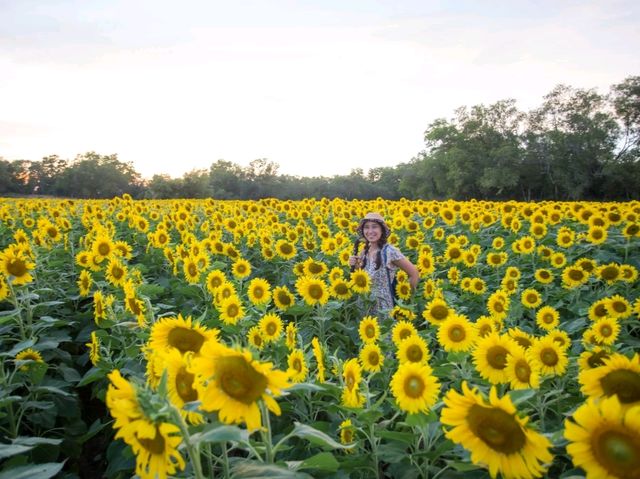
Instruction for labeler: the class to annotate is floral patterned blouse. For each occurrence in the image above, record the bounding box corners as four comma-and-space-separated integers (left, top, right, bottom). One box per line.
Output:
360, 244, 406, 315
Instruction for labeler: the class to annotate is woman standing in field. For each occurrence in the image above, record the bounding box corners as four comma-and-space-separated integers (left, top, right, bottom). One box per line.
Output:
349, 212, 419, 315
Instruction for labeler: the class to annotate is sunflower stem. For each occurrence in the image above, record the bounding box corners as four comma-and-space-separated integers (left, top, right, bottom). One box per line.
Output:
171, 406, 205, 479
259, 400, 275, 463
221, 441, 230, 479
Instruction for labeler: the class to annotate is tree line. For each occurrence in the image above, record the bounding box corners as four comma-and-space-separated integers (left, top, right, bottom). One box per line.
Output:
1, 76, 638, 201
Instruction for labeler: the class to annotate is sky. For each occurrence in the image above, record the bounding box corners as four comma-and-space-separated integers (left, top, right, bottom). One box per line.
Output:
1, 0, 639, 179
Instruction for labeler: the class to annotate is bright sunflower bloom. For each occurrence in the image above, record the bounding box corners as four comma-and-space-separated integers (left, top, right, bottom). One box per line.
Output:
296, 276, 330, 306
246, 326, 264, 350
578, 346, 611, 371
106, 370, 185, 479
438, 314, 477, 352
605, 294, 633, 319
441, 382, 552, 479
258, 313, 283, 343
506, 346, 540, 390
341, 358, 365, 408
349, 270, 371, 294
390, 361, 440, 414
535, 306, 560, 331
0, 275, 9, 302
247, 277, 272, 307
191, 341, 289, 431
0, 246, 36, 285
527, 336, 568, 377
330, 279, 352, 300
285, 322, 298, 350
311, 337, 326, 383
159, 348, 204, 424
205, 269, 227, 295
565, 395, 640, 479
520, 288, 542, 309
590, 317, 620, 346
231, 258, 252, 280
579, 353, 640, 409
85, 331, 100, 366
422, 297, 452, 325
273, 285, 295, 311
15, 348, 45, 371
392, 320, 418, 346
397, 335, 430, 365
359, 343, 384, 373
561, 265, 589, 289
534, 268, 554, 285
77, 269, 93, 297
287, 349, 308, 383
358, 316, 380, 344
473, 333, 517, 385
339, 419, 356, 446
217, 295, 245, 326
149, 314, 219, 355
105, 257, 128, 288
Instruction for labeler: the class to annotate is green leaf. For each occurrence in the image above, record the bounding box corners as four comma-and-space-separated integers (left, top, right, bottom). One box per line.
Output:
375, 430, 416, 444
77, 367, 104, 387
33, 386, 72, 397
13, 437, 62, 447
0, 444, 34, 460
0, 462, 65, 479
508, 388, 537, 406
3, 339, 36, 358
286, 382, 325, 393
290, 422, 353, 450
231, 461, 312, 478
444, 460, 483, 472
190, 425, 249, 445
297, 452, 340, 472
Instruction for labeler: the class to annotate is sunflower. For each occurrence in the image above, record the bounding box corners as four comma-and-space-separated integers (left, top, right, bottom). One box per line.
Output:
218, 295, 245, 326
247, 277, 272, 307
296, 276, 330, 306
159, 348, 204, 424
273, 285, 295, 311
149, 314, 219, 355
605, 294, 633, 319
285, 322, 298, 350
521, 288, 542, 309
391, 362, 440, 414
596, 263, 621, 284
246, 326, 264, 350
561, 265, 589, 289
360, 343, 384, 373
349, 270, 371, 294
578, 347, 611, 371
588, 298, 610, 322
392, 320, 418, 346
476, 315, 498, 338
287, 349, 308, 383
205, 269, 227, 295
275, 239, 297, 260
535, 306, 560, 331
86, 331, 100, 366
0, 246, 35, 285
341, 358, 365, 408
587, 225, 608, 244
191, 341, 289, 431
311, 337, 326, 383
527, 337, 568, 377
106, 370, 186, 479
486, 251, 508, 268
579, 353, 640, 408
15, 348, 45, 371
441, 382, 552, 479
447, 266, 460, 284
590, 317, 620, 346
438, 314, 477, 353
422, 297, 452, 326
473, 333, 517, 385
339, 419, 356, 446
620, 264, 639, 283
534, 268, 554, 285
397, 335, 430, 364
395, 281, 412, 301
91, 235, 115, 261
550, 252, 567, 269
358, 316, 380, 344
77, 270, 93, 297
486, 291, 509, 320
506, 346, 540, 390
565, 395, 640, 479
231, 258, 252, 280
330, 279, 352, 300
303, 258, 328, 277
93, 290, 110, 325
259, 313, 283, 343
106, 258, 128, 287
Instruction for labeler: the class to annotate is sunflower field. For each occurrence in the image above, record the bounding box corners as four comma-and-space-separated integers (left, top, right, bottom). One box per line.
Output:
1, 196, 639, 479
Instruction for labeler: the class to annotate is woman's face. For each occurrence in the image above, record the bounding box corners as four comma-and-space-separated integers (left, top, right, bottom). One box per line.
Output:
363, 221, 383, 243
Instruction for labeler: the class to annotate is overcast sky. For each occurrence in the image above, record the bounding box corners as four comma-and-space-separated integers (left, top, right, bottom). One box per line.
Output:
1, 0, 638, 179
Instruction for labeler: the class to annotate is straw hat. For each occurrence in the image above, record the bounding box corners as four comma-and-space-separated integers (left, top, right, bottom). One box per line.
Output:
357, 212, 391, 238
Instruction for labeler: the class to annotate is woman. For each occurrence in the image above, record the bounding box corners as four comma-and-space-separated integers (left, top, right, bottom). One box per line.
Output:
349, 212, 419, 315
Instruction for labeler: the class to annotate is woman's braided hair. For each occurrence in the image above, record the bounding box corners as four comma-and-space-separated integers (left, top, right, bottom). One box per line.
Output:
360, 219, 389, 270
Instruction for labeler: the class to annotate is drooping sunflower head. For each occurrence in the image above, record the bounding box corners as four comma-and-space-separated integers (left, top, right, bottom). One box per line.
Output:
578, 347, 611, 371
149, 314, 218, 355
15, 348, 45, 371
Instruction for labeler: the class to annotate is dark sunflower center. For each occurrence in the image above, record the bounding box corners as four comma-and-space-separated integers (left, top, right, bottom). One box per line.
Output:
448, 326, 465, 342
309, 263, 322, 274
112, 266, 124, 279
601, 267, 619, 280
513, 336, 532, 349
47, 227, 58, 238
226, 304, 239, 317
569, 269, 585, 281
309, 284, 323, 299
279, 244, 293, 255
487, 346, 509, 370
137, 426, 166, 455
98, 243, 110, 256
541, 347, 559, 366
406, 345, 424, 363
168, 327, 205, 354
365, 325, 376, 338
176, 367, 198, 402
542, 313, 555, 324
335, 283, 349, 295
431, 305, 449, 320
399, 329, 412, 340
7, 258, 27, 277
515, 360, 531, 382
217, 356, 267, 404
403, 375, 425, 398
611, 302, 627, 314
266, 322, 277, 335
600, 325, 612, 337
253, 287, 264, 299
593, 429, 640, 478
293, 358, 302, 372
493, 302, 504, 313
368, 352, 379, 366
587, 351, 610, 369
277, 292, 291, 306
467, 405, 526, 454
526, 294, 538, 304
600, 370, 640, 404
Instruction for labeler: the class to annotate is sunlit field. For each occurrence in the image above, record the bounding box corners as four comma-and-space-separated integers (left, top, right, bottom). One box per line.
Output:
1, 196, 639, 479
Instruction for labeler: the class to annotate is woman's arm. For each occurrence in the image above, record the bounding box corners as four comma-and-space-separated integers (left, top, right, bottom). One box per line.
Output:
393, 257, 420, 291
